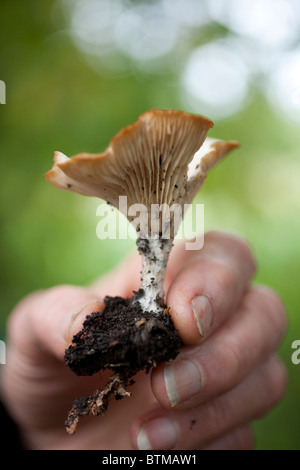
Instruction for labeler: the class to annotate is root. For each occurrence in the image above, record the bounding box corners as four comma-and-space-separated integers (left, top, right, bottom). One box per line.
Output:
65, 373, 134, 434
64, 295, 182, 433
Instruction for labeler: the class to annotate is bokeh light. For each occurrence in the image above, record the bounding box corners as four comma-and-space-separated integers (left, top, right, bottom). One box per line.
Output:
181, 38, 251, 119
60, 0, 300, 120
267, 48, 300, 122
208, 0, 300, 48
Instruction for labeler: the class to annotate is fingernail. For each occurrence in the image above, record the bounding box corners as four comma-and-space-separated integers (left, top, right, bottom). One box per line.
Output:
64, 299, 104, 345
164, 360, 204, 407
137, 417, 179, 450
190, 295, 213, 337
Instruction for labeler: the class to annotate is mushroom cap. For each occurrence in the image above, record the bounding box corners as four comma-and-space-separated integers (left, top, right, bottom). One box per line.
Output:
186, 137, 240, 201
45, 109, 238, 237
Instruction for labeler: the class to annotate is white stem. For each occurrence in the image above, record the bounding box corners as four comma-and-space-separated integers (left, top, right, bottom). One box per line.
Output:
136, 238, 173, 314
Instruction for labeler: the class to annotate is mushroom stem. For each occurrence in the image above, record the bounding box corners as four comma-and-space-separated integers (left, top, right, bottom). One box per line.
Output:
136, 237, 173, 314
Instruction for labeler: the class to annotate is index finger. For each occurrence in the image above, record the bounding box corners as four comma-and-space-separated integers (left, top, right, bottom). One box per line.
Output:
166, 231, 257, 345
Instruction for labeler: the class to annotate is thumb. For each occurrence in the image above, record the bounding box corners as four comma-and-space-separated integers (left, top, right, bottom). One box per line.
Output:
7, 285, 104, 361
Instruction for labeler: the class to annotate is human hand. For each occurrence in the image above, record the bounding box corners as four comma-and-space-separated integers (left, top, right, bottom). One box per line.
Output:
1, 231, 287, 449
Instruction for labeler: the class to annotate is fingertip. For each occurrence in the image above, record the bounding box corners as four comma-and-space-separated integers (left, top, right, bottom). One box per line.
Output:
167, 285, 213, 345
132, 407, 180, 450
203, 424, 255, 450
64, 299, 105, 348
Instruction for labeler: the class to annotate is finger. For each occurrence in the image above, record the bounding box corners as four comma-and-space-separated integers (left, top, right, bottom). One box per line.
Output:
151, 285, 287, 409
201, 424, 255, 450
166, 231, 257, 345
132, 355, 287, 450
7, 285, 105, 360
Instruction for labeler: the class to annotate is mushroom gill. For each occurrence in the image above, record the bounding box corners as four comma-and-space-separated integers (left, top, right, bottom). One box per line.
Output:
45, 109, 239, 313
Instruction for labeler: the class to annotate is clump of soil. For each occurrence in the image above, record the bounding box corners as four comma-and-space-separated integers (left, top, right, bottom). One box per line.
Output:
64, 294, 182, 434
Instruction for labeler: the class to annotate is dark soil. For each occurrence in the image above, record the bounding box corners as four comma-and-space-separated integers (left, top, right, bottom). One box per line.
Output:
64, 294, 182, 433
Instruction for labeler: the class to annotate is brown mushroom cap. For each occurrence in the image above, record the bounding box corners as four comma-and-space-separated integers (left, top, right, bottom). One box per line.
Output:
45, 109, 238, 237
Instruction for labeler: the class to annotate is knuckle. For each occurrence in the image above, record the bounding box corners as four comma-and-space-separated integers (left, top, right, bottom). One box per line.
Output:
230, 234, 257, 273
257, 356, 288, 418
268, 356, 288, 405
213, 263, 236, 293
220, 339, 245, 383
208, 231, 257, 275
205, 396, 228, 431
226, 425, 255, 450
238, 425, 256, 450
202, 425, 255, 450
250, 286, 288, 340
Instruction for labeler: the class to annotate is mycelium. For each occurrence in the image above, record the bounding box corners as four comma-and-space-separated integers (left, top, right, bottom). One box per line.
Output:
45, 109, 239, 433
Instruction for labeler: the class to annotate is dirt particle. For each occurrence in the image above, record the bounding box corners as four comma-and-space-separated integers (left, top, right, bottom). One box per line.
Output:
189, 419, 196, 430
137, 238, 150, 255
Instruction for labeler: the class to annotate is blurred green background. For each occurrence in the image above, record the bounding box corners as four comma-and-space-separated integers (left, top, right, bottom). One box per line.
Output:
1, 0, 300, 449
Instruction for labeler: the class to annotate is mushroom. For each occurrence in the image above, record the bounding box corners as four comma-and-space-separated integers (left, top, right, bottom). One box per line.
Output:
45, 109, 239, 314
45, 109, 239, 433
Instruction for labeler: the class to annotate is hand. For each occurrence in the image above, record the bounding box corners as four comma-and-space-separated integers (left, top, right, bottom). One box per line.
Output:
1, 231, 287, 450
